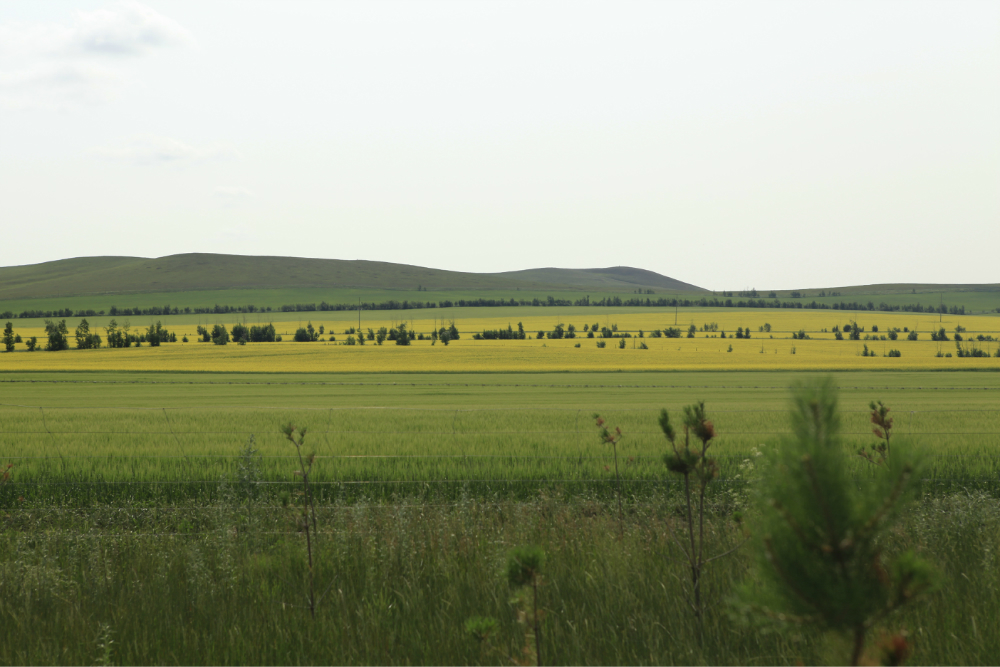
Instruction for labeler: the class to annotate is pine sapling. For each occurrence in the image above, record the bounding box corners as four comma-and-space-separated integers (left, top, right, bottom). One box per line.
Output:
740, 378, 936, 666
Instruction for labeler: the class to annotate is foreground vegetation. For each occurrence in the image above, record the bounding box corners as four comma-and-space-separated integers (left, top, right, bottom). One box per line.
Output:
4, 492, 1000, 665
2, 371, 999, 664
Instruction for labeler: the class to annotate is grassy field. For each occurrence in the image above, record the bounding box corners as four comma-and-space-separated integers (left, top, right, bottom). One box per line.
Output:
2, 370, 999, 502
2, 370, 1000, 664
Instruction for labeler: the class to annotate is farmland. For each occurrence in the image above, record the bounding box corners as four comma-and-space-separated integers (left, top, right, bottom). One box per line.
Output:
2, 308, 999, 373
3, 370, 1000, 500
3, 292, 1000, 664
3, 369, 1000, 664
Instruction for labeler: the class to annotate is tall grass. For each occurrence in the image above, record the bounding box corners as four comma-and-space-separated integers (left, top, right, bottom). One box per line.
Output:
2, 494, 1000, 664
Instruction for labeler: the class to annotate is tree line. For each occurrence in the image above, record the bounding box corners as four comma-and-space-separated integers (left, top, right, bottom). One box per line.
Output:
1, 319, 176, 352
0, 295, 977, 322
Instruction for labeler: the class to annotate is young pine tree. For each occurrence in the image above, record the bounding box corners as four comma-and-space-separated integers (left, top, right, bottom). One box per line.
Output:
739, 377, 935, 665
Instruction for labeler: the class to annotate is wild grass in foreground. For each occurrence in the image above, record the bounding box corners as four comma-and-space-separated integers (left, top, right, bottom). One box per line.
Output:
1, 492, 999, 665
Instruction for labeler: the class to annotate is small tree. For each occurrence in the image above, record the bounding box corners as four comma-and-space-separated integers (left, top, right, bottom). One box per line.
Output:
211, 324, 230, 345
2, 322, 14, 352
739, 378, 935, 665
43, 319, 69, 351
25, 337, 38, 352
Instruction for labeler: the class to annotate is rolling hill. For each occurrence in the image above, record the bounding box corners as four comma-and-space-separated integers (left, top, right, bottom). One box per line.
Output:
0, 253, 705, 302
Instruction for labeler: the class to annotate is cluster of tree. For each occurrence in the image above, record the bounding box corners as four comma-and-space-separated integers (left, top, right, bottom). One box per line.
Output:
733, 327, 753, 339
542, 323, 578, 339
230, 322, 277, 343
432, 323, 460, 344
196, 325, 232, 345
472, 323, 526, 340
954, 341, 991, 358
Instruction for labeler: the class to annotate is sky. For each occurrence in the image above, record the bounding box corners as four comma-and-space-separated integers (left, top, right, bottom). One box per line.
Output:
1, 1, 998, 291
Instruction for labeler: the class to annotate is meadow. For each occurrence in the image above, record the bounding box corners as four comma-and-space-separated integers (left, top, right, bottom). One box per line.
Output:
2, 371, 1000, 503
2, 370, 1000, 664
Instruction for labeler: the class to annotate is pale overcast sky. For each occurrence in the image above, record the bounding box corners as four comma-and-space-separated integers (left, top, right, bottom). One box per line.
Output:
2, 1, 997, 290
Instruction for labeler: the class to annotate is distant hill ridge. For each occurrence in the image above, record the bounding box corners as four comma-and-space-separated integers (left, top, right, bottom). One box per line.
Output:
0, 253, 706, 301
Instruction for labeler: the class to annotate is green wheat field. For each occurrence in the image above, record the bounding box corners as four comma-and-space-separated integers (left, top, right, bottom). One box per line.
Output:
2, 370, 1000, 664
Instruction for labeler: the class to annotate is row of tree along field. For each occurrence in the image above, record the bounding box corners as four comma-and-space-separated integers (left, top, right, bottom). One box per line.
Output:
1, 293, 980, 321
1, 319, 461, 350
6, 317, 999, 353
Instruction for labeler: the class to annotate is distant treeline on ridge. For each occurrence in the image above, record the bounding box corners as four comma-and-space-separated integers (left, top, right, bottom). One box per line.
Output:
2, 295, 971, 320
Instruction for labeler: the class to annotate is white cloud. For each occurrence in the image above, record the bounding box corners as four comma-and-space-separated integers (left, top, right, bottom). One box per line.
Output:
68, 1, 194, 56
214, 186, 255, 198
0, 62, 122, 107
96, 135, 238, 165
0, 2, 192, 108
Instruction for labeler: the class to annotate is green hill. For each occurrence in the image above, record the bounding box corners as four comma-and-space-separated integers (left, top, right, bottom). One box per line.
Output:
0, 253, 703, 302
495, 266, 703, 292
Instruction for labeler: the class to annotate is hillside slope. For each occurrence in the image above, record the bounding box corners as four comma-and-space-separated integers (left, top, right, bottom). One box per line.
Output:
494, 266, 704, 292
0, 254, 701, 301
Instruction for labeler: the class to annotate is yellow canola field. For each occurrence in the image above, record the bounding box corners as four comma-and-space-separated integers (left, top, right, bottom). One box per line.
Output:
1, 336, 998, 373
9, 308, 999, 340
259, 309, 999, 338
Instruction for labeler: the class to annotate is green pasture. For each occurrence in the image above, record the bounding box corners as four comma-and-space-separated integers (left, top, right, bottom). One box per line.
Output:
3, 371, 999, 503
3, 370, 1000, 664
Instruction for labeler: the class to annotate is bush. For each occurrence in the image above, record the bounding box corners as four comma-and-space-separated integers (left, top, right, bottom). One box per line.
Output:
596, 341, 606, 348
